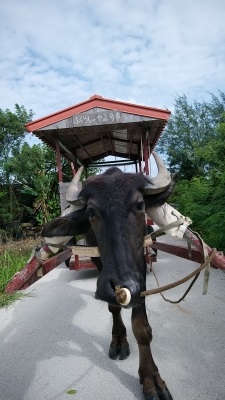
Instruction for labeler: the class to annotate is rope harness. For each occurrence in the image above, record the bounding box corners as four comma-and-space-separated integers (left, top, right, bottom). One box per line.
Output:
140, 248, 216, 303
43, 219, 217, 305
141, 222, 217, 304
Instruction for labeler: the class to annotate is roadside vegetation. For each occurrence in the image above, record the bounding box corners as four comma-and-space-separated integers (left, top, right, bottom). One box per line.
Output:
156, 91, 225, 252
0, 238, 39, 308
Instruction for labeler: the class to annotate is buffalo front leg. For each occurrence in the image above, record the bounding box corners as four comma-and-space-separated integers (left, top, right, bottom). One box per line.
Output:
132, 302, 173, 400
108, 304, 130, 360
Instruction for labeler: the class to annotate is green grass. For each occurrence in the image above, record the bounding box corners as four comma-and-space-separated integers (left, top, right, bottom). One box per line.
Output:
0, 239, 37, 308
0, 292, 26, 308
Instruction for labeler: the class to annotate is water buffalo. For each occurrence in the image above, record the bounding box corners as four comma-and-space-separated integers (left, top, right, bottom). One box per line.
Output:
41, 153, 174, 400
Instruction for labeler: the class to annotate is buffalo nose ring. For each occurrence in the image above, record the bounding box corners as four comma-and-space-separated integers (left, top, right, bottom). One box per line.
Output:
115, 286, 131, 306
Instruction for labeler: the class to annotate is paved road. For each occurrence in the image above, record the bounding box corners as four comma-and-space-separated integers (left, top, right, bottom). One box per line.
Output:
0, 246, 225, 400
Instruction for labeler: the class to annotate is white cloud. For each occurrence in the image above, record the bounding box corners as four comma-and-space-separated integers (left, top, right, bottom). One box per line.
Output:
0, 0, 224, 120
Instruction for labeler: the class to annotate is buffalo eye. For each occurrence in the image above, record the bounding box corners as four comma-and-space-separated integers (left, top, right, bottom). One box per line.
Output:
88, 208, 95, 218
136, 201, 144, 210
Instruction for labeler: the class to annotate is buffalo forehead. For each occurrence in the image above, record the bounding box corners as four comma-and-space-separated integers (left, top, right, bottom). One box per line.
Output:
82, 173, 146, 205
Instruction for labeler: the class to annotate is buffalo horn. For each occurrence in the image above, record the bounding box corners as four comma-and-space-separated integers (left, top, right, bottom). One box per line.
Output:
66, 166, 86, 206
144, 152, 171, 194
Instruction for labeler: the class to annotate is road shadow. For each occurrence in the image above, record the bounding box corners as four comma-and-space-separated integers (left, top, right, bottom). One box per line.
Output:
0, 277, 142, 400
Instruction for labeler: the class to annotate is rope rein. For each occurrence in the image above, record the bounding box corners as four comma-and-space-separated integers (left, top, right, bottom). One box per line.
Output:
140, 248, 217, 302
114, 249, 216, 305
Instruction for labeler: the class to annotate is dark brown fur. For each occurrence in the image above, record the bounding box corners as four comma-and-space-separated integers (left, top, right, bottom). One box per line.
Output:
42, 168, 174, 400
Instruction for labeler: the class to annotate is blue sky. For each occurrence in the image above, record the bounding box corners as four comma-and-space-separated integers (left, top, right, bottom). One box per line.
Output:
0, 0, 224, 164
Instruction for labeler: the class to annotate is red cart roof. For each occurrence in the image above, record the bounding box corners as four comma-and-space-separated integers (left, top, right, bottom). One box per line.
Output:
25, 94, 170, 166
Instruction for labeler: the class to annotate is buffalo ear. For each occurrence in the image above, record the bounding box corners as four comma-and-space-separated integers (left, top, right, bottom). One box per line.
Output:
41, 209, 90, 238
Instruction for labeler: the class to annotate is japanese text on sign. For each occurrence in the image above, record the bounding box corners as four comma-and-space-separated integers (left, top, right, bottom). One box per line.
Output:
71, 110, 122, 126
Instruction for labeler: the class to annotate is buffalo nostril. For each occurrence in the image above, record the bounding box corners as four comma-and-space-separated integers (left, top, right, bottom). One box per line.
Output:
115, 286, 131, 306
109, 280, 115, 291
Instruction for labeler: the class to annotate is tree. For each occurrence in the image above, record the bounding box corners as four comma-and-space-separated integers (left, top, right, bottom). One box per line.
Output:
0, 105, 33, 223
168, 115, 225, 251
0, 105, 33, 183
156, 92, 225, 179
2, 138, 102, 226
5, 143, 61, 225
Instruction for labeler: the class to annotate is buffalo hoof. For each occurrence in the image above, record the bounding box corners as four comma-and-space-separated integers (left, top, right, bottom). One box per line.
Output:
108, 344, 130, 360
158, 389, 173, 400
119, 344, 130, 360
108, 344, 119, 360
144, 394, 160, 400
144, 389, 173, 400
